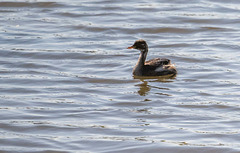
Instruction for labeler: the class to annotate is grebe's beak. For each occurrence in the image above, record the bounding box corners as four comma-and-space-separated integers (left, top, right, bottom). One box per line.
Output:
127, 46, 135, 49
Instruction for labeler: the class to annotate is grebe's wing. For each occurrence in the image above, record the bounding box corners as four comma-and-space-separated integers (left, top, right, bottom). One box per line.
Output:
144, 58, 176, 76
145, 58, 171, 66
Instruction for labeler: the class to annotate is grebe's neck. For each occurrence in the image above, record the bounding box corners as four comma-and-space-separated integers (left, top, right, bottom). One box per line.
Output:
133, 48, 148, 76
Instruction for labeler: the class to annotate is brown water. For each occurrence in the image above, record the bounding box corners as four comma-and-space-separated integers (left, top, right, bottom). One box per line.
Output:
1, 0, 240, 152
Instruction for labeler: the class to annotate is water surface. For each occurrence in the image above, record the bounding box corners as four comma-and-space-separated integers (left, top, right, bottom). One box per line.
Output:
0, 0, 240, 152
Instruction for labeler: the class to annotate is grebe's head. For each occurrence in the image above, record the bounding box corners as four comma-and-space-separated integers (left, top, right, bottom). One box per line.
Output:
127, 39, 148, 52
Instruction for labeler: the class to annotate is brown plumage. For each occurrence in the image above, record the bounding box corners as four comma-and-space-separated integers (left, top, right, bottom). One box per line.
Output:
127, 39, 177, 76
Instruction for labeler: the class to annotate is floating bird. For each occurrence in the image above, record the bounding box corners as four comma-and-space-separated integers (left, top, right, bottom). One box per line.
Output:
127, 39, 177, 76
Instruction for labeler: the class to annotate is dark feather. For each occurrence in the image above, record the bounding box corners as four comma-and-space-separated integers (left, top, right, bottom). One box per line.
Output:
145, 58, 170, 66
143, 58, 176, 76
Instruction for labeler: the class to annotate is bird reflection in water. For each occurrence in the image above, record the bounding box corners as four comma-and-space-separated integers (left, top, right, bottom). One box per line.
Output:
134, 75, 176, 96
136, 80, 150, 96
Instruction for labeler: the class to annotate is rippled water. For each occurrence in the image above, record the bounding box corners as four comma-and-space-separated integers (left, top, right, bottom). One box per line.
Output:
1, 0, 240, 152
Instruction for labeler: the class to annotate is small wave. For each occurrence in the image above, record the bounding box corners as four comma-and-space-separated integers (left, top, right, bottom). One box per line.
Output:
0, 2, 63, 8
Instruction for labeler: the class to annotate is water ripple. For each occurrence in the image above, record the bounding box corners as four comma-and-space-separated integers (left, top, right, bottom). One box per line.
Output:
0, 0, 240, 152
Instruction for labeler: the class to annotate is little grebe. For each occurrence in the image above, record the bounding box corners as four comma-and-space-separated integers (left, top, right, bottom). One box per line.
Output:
127, 39, 177, 76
